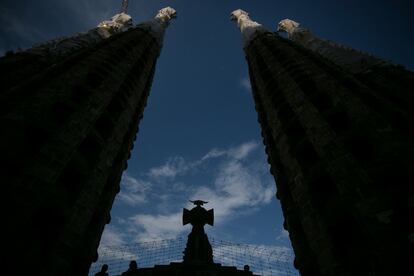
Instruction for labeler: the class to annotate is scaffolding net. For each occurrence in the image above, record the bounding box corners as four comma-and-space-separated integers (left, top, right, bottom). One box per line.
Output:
89, 236, 298, 276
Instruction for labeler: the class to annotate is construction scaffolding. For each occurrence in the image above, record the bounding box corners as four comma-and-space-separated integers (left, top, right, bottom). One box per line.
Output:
88, 236, 298, 276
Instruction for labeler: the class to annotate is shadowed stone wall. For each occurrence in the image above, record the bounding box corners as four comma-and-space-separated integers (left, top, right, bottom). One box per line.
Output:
1, 25, 162, 276
244, 31, 414, 276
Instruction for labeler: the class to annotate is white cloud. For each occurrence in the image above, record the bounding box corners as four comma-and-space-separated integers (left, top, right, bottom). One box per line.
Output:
201, 148, 227, 160
147, 141, 258, 182
130, 212, 189, 242
100, 225, 126, 247
147, 156, 189, 181
201, 141, 258, 161
240, 77, 252, 91
277, 229, 290, 241
192, 160, 275, 223
228, 141, 258, 160
117, 173, 151, 206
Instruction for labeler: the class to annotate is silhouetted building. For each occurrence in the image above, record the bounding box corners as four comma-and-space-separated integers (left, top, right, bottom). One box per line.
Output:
1, 6, 176, 276
120, 201, 259, 276
231, 9, 414, 276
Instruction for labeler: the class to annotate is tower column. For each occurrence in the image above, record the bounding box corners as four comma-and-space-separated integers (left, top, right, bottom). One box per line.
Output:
232, 9, 414, 276
2, 7, 177, 276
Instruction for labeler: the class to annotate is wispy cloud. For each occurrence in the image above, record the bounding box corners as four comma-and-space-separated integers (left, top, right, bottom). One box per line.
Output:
117, 173, 151, 206
192, 160, 274, 222
148, 141, 259, 182
277, 229, 290, 241
240, 77, 252, 91
100, 225, 126, 247
202, 141, 258, 161
147, 156, 190, 181
130, 212, 188, 242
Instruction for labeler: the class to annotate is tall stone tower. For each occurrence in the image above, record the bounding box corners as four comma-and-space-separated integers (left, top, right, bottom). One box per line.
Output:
1, 6, 176, 276
231, 9, 414, 276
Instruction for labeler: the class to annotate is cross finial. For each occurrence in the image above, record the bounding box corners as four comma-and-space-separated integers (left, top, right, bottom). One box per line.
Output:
121, 0, 129, 13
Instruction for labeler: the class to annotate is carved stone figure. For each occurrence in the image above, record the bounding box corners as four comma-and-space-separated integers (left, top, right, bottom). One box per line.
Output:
230, 9, 266, 46
97, 12, 133, 37
138, 7, 177, 44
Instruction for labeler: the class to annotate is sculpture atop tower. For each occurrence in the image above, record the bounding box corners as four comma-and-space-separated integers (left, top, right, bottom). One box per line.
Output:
230, 9, 266, 46
121, 0, 129, 13
138, 7, 177, 44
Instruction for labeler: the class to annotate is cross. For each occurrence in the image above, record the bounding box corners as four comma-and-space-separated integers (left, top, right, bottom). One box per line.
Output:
121, 0, 129, 13
183, 200, 214, 231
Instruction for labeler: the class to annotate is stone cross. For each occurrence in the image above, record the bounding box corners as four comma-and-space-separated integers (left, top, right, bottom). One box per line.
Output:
183, 200, 214, 232
182, 200, 214, 264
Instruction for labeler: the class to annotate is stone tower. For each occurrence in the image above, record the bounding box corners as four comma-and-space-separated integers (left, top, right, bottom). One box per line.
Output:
1, 7, 176, 276
231, 9, 414, 276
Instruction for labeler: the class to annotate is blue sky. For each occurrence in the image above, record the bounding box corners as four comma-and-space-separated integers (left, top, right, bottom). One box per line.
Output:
2, 0, 414, 268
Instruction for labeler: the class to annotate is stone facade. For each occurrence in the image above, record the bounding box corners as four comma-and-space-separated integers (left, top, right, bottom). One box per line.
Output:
232, 10, 414, 276
1, 8, 175, 276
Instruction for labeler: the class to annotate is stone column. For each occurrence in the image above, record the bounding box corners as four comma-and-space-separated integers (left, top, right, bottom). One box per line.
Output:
232, 9, 414, 276
1, 7, 176, 276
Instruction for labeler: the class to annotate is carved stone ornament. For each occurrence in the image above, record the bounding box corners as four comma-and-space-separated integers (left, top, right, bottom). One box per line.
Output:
97, 12, 133, 37
138, 7, 177, 45
230, 9, 266, 46
277, 19, 302, 38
